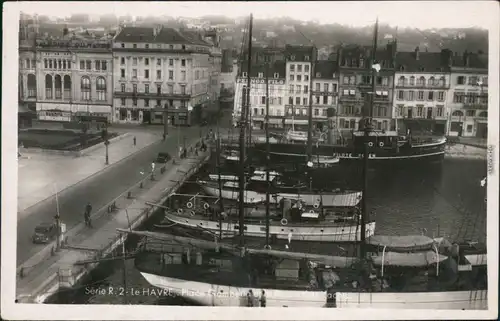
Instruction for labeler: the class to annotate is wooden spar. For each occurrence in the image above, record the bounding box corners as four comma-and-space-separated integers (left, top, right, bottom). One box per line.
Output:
246, 248, 358, 268
117, 229, 236, 252
117, 229, 358, 268
360, 17, 379, 259
264, 63, 271, 248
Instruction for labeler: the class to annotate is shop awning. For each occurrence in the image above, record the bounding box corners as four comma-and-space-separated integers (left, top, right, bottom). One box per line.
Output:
18, 104, 32, 114
284, 119, 309, 125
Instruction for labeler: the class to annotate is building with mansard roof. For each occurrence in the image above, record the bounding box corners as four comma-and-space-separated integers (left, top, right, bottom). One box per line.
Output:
112, 25, 221, 124
337, 41, 396, 134
446, 50, 488, 138
283, 45, 317, 131
392, 47, 452, 135
20, 34, 114, 123
310, 60, 339, 132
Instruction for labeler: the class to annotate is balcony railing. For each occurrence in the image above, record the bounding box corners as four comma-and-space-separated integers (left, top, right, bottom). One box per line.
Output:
395, 83, 449, 89
114, 91, 191, 99
311, 91, 338, 96
463, 103, 488, 110
339, 96, 364, 103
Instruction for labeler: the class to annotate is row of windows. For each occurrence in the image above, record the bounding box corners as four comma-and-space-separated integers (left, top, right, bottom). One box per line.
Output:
289, 64, 310, 72
119, 98, 187, 108
24, 59, 36, 69
451, 110, 487, 118
396, 106, 445, 118
120, 83, 187, 95
247, 95, 284, 106
119, 43, 188, 51
289, 74, 309, 82
397, 76, 446, 87
342, 75, 390, 86
42, 75, 107, 101
43, 59, 73, 70
120, 57, 187, 68
79, 60, 108, 71
452, 92, 488, 104
241, 84, 337, 96
456, 75, 488, 86
396, 90, 446, 102
120, 68, 186, 81
244, 94, 335, 107
241, 72, 281, 79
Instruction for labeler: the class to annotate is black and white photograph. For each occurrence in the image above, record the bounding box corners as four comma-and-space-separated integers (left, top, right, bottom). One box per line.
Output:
1, 1, 498, 320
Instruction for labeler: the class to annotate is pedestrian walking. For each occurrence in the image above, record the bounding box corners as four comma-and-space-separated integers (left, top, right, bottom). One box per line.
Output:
133, 136, 137, 146
84, 202, 93, 227
259, 290, 266, 307
247, 290, 255, 307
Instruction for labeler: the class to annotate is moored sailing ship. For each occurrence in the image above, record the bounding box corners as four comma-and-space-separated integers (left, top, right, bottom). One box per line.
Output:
129, 16, 487, 309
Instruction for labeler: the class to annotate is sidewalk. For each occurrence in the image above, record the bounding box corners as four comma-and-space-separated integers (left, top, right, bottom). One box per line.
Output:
16, 147, 209, 303
18, 131, 161, 213
456, 137, 488, 149
445, 143, 486, 160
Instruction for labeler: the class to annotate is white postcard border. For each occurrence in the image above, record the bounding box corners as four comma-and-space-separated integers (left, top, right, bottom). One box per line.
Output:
2, 1, 499, 320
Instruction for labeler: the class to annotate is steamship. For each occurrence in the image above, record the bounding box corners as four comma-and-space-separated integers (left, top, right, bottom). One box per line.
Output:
252, 127, 447, 163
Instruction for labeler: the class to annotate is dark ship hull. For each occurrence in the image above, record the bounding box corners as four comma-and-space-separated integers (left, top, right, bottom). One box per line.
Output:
251, 139, 446, 164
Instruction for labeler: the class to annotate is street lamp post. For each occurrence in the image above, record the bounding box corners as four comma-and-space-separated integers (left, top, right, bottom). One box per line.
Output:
104, 124, 109, 165
163, 102, 169, 141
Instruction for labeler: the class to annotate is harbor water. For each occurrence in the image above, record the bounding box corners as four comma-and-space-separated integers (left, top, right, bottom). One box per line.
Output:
46, 156, 487, 305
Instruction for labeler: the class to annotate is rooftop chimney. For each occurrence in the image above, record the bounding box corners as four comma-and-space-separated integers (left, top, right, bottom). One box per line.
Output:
153, 25, 162, 37
463, 50, 470, 67
414, 46, 420, 60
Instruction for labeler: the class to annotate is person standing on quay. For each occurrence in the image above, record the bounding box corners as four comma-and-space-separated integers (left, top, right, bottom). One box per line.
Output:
84, 202, 93, 228
247, 290, 255, 307
260, 290, 266, 307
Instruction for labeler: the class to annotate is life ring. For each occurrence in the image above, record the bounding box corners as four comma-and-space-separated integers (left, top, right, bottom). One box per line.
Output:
190, 210, 196, 217
186, 202, 193, 209
177, 208, 183, 214
368, 142, 374, 147
264, 244, 272, 250
379, 141, 384, 147
203, 203, 210, 209
313, 203, 320, 209
281, 218, 288, 226
309, 209, 315, 213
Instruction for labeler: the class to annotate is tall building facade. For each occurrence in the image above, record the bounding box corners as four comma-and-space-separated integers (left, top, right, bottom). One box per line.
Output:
447, 51, 488, 138
337, 42, 396, 134
21, 36, 114, 122
112, 26, 221, 124
311, 60, 339, 131
19, 40, 38, 113
283, 45, 315, 131
392, 47, 451, 135
233, 61, 286, 129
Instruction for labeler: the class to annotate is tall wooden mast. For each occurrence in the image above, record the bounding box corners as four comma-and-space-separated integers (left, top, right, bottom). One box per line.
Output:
360, 17, 378, 259
238, 14, 253, 247
264, 62, 271, 248
306, 46, 316, 163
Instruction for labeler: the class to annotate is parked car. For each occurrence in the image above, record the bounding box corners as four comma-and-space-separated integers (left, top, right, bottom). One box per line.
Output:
32, 222, 57, 244
156, 152, 171, 163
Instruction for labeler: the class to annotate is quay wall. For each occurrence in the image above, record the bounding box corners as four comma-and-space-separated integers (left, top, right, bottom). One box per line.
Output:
16, 143, 210, 304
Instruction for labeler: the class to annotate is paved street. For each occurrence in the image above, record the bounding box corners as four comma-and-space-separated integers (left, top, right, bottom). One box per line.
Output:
18, 131, 160, 212
17, 125, 209, 266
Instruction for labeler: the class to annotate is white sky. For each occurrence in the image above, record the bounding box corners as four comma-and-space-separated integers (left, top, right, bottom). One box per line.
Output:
15, 1, 496, 29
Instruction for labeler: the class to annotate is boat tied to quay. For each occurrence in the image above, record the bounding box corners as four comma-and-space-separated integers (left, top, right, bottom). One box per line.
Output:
125, 15, 488, 309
